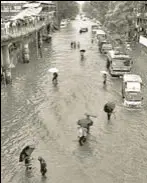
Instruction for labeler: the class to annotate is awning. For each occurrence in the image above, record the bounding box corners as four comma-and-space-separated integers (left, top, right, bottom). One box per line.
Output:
32, 1, 55, 5
22, 3, 41, 8
11, 7, 42, 21
139, 35, 147, 47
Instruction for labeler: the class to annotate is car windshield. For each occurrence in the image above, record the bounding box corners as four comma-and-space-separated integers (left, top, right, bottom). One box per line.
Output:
126, 82, 141, 92
102, 44, 112, 48
125, 92, 142, 101
112, 58, 131, 66
92, 25, 98, 29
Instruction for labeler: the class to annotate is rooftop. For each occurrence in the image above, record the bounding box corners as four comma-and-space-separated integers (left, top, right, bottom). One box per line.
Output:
123, 74, 142, 83
1, 1, 27, 4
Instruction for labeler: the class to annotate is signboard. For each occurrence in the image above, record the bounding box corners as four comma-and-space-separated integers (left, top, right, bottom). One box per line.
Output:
139, 35, 147, 47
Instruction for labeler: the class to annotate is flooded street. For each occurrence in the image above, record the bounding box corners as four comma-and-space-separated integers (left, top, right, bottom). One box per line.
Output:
1, 19, 147, 183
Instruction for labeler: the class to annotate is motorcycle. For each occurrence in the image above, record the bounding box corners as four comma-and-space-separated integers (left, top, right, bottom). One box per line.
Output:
77, 126, 88, 146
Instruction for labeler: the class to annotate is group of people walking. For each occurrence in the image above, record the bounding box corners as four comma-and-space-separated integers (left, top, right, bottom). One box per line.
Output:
71, 41, 80, 49
19, 145, 47, 177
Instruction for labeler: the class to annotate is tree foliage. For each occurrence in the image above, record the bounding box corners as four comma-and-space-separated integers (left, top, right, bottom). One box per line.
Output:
82, 1, 109, 23
57, 1, 79, 21
82, 1, 144, 37
104, 1, 139, 35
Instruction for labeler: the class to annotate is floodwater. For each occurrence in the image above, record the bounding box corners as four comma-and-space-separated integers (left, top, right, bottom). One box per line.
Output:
1, 18, 147, 183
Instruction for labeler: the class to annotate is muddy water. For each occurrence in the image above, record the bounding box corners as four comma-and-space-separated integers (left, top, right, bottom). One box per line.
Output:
1, 19, 147, 183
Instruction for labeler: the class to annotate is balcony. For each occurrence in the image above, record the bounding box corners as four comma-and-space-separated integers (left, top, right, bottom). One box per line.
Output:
1, 20, 47, 43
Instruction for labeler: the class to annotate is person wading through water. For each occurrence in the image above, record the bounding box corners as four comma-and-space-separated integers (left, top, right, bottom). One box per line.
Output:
104, 102, 115, 121
38, 157, 47, 177
103, 73, 107, 85
52, 72, 58, 84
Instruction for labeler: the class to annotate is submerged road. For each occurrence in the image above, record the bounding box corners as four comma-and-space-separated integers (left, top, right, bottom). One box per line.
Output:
1, 18, 147, 183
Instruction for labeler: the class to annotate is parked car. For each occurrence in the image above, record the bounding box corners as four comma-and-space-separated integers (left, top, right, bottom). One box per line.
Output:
98, 39, 109, 52
79, 27, 88, 33
91, 24, 99, 34
100, 43, 113, 54
122, 74, 143, 108
96, 30, 107, 41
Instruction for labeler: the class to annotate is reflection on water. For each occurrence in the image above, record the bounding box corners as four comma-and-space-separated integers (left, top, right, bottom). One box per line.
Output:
1, 19, 147, 183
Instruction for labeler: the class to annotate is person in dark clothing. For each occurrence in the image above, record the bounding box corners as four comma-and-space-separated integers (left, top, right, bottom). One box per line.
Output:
71, 42, 74, 48
38, 157, 47, 176
104, 104, 115, 121
106, 59, 110, 70
103, 73, 107, 85
52, 72, 58, 83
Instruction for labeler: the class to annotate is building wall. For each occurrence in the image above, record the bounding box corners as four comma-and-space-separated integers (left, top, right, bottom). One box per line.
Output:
1, 1, 27, 19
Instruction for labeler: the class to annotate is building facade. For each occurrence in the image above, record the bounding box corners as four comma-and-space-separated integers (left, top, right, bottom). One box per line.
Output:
136, 1, 147, 37
1, 1, 27, 20
136, 1, 147, 48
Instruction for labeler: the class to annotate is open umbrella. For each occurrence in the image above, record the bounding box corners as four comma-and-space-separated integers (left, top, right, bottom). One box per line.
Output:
104, 102, 115, 113
77, 118, 93, 128
19, 145, 35, 162
100, 71, 108, 75
48, 68, 59, 73
80, 49, 86, 53
84, 113, 97, 118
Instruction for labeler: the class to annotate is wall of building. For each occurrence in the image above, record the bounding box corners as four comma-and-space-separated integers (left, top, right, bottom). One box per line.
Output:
1, 1, 27, 19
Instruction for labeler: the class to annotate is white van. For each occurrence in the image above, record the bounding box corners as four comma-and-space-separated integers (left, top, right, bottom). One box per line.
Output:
122, 74, 143, 108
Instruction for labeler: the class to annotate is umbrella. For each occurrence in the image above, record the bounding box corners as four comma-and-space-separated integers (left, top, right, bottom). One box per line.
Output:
48, 68, 59, 73
80, 49, 86, 53
104, 102, 115, 113
84, 113, 97, 118
77, 118, 93, 128
100, 71, 108, 75
19, 145, 35, 162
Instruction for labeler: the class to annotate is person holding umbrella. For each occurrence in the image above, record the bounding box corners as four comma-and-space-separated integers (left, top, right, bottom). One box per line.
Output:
38, 156, 47, 177
77, 113, 96, 133
19, 145, 35, 171
100, 71, 109, 86
52, 72, 58, 83
80, 49, 86, 60
48, 68, 59, 84
104, 102, 115, 121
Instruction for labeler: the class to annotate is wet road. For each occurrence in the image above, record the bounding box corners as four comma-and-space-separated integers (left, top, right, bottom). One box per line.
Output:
1, 19, 147, 183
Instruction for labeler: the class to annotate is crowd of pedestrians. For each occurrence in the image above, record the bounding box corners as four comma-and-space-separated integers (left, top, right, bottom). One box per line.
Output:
1, 16, 45, 36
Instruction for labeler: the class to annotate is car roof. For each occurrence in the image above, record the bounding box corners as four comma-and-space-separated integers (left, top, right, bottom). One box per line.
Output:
96, 30, 106, 35
123, 74, 142, 83
108, 50, 130, 59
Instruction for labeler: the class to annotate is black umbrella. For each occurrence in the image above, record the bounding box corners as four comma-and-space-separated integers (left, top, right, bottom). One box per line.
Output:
19, 145, 35, 162
104, 102, 115, 113
80, 49, 86, 53
77, 118, 93, 128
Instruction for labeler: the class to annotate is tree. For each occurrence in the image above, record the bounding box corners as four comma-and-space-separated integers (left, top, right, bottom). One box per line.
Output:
82, 1, 109, 23
104, 1, 139, 39
57, 1, 79, 22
